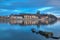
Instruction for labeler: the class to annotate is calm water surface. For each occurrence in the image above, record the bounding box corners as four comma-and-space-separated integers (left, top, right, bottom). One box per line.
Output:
0, 20, 60, 40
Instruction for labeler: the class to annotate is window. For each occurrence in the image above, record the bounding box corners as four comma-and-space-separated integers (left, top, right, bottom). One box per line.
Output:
16, 16, 23, 19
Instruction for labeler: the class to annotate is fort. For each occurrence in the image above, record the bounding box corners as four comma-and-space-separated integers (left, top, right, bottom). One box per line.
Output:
0, 11, 57, 25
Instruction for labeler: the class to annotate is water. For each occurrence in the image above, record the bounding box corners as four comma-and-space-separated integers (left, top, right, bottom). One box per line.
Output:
0, 20, 60, 40
0, 0, 60, 40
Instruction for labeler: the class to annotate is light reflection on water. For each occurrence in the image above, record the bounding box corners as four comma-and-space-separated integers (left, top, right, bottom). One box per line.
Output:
0, 21, 60, 40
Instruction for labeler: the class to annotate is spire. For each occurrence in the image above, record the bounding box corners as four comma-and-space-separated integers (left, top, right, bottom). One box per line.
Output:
37, 11, 40, 14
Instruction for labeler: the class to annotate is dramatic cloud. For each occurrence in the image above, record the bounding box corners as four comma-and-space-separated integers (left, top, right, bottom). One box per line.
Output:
37, 7, 53, 11
0, 0, 60, 15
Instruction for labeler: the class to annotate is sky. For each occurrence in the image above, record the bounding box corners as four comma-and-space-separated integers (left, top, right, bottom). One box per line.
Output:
0, 0, 60, 16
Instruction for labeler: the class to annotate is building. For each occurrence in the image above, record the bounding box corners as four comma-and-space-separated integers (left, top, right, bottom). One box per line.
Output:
9, 11, 57, 25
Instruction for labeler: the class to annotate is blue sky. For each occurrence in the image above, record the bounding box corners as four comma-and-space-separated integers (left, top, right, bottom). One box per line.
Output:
0, 0, 60, 16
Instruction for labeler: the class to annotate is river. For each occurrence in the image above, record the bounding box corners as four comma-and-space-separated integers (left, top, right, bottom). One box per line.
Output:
0, 20, 60, 40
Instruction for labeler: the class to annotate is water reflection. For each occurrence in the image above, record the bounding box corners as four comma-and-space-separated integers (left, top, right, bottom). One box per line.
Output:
0, 15, 60, 40
0, 15, 57, 26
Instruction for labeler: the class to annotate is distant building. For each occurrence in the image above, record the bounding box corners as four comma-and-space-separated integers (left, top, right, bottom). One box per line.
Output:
9, 11, 57, 25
